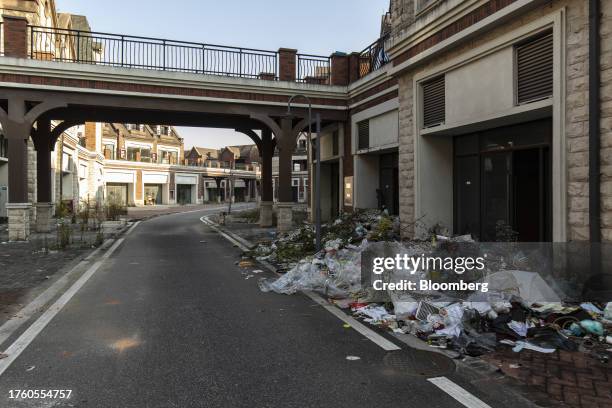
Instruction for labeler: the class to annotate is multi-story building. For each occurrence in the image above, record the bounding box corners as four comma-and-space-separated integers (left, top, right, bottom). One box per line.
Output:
0, 2, 261, 224
310, 0, 611, 244
273, 133, 309, 208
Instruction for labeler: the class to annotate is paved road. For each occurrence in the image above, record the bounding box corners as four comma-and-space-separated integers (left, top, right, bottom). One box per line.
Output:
0, 209, 528, 407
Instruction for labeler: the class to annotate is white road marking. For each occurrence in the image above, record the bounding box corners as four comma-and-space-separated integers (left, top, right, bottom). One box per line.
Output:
428, 377, 493, 408
124, 220, 141, 235
199, 216, 252, 250
199, 216, 402, 352
0, 238, 124, 377
304, 291, 401, 351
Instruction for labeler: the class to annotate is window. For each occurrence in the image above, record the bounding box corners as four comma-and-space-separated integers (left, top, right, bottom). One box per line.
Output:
0, 134, 7, 158
103, 144, 116, 160
422, 75, 445, 128
298, 138, 307, 149
516, 31, 553, 104
160, 150, 178, 164
126, 146, 151, 162
357, 120, 369, 150
140, 148, 152, 162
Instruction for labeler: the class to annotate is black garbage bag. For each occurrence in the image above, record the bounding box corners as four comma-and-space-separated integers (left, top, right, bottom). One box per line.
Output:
526, 326, 578, 351
452, 308, 497, 357
491, 314, 524, 340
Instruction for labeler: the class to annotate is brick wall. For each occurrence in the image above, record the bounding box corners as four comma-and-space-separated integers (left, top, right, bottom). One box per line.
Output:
84, 122, 97, 151
278, 48, 297, 82
2, 15, 28, 58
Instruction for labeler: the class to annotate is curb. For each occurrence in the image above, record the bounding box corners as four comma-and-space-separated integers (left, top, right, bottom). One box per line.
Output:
200, 215, 545, 408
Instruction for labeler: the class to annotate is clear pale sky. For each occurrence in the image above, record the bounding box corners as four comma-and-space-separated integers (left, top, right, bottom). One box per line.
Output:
55, 0, 389, 148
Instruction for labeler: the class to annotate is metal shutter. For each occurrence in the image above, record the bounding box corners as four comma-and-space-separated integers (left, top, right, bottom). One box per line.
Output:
422, 76, 445, 128
358, 120, 369, 150
516, 32, 553, 104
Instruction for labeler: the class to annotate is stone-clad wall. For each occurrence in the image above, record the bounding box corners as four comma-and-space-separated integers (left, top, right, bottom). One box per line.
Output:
600, 0, 612, 242
393, 0, 612, 242
397, 75, 415, 237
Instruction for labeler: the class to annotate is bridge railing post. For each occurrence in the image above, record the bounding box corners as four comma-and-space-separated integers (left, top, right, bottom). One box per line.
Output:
2, 15, 28, 58
162, 39, 166, 71
278, 48, 297, 82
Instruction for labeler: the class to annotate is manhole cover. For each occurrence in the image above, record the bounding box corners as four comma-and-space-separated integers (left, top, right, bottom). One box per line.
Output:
383, 350, 455, 377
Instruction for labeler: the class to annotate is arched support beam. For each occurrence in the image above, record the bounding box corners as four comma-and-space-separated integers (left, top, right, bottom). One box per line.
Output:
50, 120, 82, 150
291, 117, 317, 140
234, 128, 263, 152
250, 114, 282, 138
24, 100, 67, 128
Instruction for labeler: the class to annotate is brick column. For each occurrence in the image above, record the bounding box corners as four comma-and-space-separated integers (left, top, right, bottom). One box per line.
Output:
259, 128, 274, 227
2, 15, 28, 58
276, 118, 295, 232
31, 119, 55, 233
84, 122, 97, 151
348, 52, 361, 84
330, 52, 349, 86
278, 48, 297, 82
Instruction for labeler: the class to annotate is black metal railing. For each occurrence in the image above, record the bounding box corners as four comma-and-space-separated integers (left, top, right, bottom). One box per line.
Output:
27, 26, 279, 79
297, 54, 330, 84
359, 35, 389, 78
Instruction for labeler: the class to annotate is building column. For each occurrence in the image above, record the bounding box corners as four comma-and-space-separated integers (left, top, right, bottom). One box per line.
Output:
276, 118, 295, 232
259, 128, 274, 227
214, 178, 222, 203
242, 179, 250, 202
4, 100, 31, 241
32, 118, 54, 232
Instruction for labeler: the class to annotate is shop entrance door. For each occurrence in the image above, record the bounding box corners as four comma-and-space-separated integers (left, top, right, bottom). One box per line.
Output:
454, 119, 551, 241
144, 184, 162, 205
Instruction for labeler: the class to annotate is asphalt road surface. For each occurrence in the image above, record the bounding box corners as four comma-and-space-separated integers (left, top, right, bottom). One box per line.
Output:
0, 209, 533, 408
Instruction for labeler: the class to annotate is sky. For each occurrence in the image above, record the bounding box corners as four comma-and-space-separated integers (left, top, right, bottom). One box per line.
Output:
55, 0, 389, 149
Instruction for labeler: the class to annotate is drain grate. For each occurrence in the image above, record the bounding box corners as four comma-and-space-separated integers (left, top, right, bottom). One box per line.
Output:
383, 350, 455, 377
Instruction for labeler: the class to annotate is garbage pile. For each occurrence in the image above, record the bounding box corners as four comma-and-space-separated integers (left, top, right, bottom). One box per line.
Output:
256, 224, 612, 360
252, 209, 400, 271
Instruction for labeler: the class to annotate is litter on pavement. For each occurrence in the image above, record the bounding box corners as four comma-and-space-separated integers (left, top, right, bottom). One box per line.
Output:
253, 210, 611, 362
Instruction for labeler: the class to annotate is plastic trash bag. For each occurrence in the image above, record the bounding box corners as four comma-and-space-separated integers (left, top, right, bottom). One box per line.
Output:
481, 270, 561, 305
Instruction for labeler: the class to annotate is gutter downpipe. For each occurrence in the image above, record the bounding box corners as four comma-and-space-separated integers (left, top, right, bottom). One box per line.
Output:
589, 0, 601, 273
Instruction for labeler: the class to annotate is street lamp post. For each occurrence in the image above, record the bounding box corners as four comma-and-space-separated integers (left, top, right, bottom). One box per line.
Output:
287, 95, 321, 251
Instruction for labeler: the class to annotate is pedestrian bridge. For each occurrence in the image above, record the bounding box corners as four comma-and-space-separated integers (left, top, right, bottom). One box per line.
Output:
0, 16, 390, 240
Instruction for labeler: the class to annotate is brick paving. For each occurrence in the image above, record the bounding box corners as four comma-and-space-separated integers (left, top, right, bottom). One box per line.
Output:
484, 348, 612, 408
0, 222, 126, 325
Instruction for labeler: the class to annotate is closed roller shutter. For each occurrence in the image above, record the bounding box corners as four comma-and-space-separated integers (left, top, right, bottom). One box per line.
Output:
516, 32, 553, 104
422, 76, 445, 128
